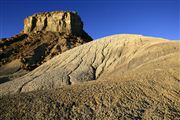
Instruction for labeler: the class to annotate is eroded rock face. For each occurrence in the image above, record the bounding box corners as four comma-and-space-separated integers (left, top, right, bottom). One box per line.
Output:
24, 11, 83, 36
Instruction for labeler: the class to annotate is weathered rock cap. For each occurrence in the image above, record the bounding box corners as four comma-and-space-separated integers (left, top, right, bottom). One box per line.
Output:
24, 11, 84, 36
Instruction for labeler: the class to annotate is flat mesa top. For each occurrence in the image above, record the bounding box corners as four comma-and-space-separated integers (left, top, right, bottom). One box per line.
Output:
28, 11, 78, 17
23, 11, 83, 34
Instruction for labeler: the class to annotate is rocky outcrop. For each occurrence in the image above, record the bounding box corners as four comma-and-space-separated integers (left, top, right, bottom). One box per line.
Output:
24, 11, 84, 36
0, 11, 92, 82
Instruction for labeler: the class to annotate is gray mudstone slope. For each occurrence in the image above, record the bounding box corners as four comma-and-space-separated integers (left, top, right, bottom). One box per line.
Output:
0, 34, 179, 95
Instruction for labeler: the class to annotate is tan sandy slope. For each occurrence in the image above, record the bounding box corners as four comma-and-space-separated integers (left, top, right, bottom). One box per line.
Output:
0, 34, 180, 119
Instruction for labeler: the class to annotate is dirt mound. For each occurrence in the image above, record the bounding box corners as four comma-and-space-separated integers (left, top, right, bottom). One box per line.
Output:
0, 34, 179, 119
1, 34, 179, 94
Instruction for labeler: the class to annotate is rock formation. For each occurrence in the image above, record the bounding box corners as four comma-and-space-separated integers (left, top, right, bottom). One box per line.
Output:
23, 11, 87, 36
0, 11, 180, 120
0, 11, 92, 83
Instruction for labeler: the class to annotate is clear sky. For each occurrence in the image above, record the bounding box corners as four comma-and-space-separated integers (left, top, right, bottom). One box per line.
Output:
0, 0, 179, 40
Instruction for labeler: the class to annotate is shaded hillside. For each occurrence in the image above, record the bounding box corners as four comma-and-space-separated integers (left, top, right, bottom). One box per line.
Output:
0, 31, 91, 70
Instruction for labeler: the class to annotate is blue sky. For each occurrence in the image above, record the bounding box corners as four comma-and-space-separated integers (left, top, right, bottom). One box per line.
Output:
0, 0, 179, 40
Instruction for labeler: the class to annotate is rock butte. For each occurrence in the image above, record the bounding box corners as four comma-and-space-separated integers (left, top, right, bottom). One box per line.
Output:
0, 11, 92, 83
23, 11, 86, 36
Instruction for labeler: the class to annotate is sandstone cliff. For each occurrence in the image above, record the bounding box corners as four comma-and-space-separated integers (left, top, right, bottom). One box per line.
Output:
23, 11, 88, 37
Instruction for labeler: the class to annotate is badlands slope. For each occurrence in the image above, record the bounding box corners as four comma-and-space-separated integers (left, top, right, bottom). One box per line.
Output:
0, 34, 180, 119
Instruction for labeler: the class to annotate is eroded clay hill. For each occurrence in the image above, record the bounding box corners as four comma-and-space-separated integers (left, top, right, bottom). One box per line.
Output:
0, 34, 179, 94
0, 11, 92, 83
0, 34, 179, 119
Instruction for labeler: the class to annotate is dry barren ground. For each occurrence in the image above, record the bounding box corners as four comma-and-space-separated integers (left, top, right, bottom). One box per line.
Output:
0, 34, 180, 119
